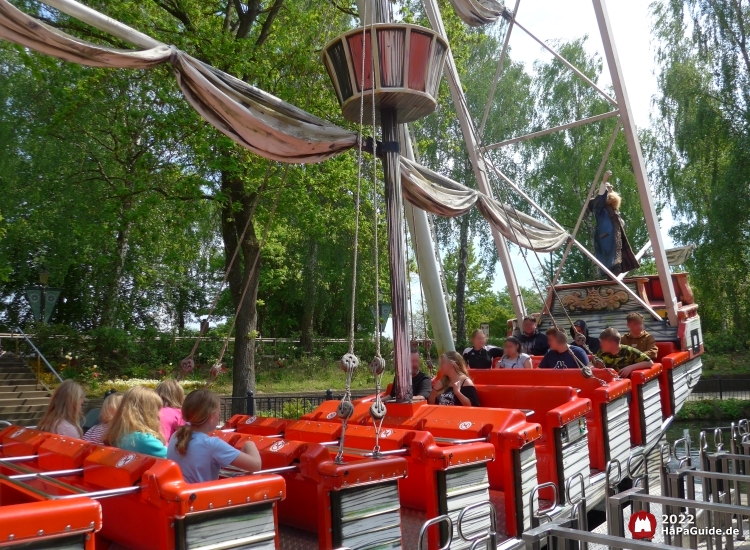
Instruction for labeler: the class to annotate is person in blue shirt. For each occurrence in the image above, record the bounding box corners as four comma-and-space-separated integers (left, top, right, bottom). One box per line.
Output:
538, 327, 590, 370
104, 386, 167, 457
167, 389, 261, 484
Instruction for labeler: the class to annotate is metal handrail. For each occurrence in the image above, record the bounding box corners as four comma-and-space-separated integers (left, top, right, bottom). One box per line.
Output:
417, 514, 452, 550
14, 326, 62, 383
522, 524, 682, 550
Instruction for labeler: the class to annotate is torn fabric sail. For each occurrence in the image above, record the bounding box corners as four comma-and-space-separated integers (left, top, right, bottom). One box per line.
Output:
400, 157, 569, 252
448, 0, 508, 26
0, 0, 357, 164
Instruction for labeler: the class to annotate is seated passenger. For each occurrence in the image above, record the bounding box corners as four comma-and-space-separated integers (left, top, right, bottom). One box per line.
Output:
497, 336, 532, 369
595, 327, 653, 378
167, 389, 261, 483
462, 329, 503, 369
519, 316, 549, 356
156, 379, 185, 441
384, 351, 431, 402
538, 328, 590, 370
620, 312, 658, 360
105, 386, 167, 458
38, 379, 85, 438
83, 392, 123, 444
570, 319, 600, 354
429, 351, 480, 407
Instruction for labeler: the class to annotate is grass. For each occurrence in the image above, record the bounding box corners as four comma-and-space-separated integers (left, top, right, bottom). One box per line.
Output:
68, 355, 381, 397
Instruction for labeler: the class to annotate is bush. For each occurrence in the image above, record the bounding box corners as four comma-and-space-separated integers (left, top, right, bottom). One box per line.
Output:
704, 331, 748, 354
678, 398, 750, 421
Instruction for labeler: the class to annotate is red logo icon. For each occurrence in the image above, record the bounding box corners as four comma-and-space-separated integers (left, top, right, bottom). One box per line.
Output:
628, 510, 657, 540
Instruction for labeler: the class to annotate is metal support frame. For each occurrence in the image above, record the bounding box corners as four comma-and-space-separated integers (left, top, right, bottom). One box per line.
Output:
482, 110, 619, 151
486, 161, 664, 321
418, 515, 453, 550
523, 523, 682, 550
15, 327, 62, 383
591, 0, 679, 325
422, 0, 527, 322
401, 128, 455, 354
512, 19, 617, 106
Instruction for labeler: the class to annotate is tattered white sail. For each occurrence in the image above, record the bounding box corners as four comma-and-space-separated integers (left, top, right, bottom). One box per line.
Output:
0, 0, 357, 163
447, 0, 508, 27
400, 157, 569, 252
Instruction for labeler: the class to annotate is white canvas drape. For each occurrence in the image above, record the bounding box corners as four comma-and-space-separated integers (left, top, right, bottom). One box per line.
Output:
400, 157, 569, 252
0, 0, 357, 163
447, 0, 507, 26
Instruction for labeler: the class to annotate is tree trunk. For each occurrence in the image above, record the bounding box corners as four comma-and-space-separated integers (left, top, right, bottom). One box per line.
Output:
300, 237, 318, 353
221, 171, 261, 411
100, 196, 133, 328
455, 214, 469, 346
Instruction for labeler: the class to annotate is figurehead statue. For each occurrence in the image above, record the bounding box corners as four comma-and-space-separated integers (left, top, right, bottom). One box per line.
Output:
589, 171, 639, 276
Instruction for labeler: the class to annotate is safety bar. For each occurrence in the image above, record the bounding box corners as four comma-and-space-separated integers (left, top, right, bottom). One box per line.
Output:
14, 326, 63, 383
0, 455, 38, 463
222, 465, 299, 477
529, 482, 558, 528
433, 436, 489, 445
51, 486, 143, 500
456, 501, 498, 550
417, 514, 453, 550
7, 468, 83, 481
522, 523, 683, 550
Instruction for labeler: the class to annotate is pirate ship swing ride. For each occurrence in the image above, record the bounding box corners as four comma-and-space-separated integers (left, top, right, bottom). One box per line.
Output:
0, 0, 704, 547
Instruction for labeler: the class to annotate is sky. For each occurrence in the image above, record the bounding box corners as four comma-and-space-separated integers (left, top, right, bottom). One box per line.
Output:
488, 0, 676, 292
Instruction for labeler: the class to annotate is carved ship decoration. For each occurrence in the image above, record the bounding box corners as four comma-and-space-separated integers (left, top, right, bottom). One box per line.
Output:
0, 0, 704, 547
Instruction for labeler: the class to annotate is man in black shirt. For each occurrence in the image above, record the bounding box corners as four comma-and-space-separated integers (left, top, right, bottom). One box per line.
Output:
462, 329, 503, 369
519, 316, 550, 356
386, 351, 432, 402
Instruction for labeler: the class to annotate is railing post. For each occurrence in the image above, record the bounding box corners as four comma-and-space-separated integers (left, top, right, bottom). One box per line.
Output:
246, 391, 254, 416
326, 389, 333, 401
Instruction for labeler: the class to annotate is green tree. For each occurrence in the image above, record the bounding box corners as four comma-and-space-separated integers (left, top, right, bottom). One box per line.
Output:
651, 0, 750, 338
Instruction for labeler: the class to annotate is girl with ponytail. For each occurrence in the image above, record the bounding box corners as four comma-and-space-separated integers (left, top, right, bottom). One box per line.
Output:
167, 389, 261, 483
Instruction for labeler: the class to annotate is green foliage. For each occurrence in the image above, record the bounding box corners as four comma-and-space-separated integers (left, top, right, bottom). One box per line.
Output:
678, 399, 750, 421
651, 0, 750, 335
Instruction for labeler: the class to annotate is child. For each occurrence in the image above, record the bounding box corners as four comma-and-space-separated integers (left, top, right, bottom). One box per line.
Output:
156, 379, 185, 441
167, 389, 261, 483
38, 379, 85, 437
104, 386, 167, 458
83, 392, 123, 444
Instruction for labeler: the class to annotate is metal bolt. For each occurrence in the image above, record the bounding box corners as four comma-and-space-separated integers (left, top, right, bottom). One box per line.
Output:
208, 503, 213, 509
264, 494, 268, 500
8, 535, 13, 541
38, 530, 43, 536
170, 523, 174, 528
189, 506, 194, 512
65, 525, 70, 531
228, 500, 232, 505
89, 522, 94, 528
246, 497, 250, 502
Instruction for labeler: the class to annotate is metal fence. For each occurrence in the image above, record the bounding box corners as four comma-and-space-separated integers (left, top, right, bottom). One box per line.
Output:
218, 389, 375, 423
690, 378, 750, 400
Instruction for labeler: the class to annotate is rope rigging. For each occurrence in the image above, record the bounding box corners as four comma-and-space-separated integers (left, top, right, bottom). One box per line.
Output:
334, 5, 370, 464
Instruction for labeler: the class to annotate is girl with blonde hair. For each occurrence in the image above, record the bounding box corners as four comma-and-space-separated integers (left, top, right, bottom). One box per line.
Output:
167, 389, 261, 483
104, 386, 167, 458
38, 379, 85, 437
428, 351, 480, 407
83, 392, 123, 444
155, 379, 185, 441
